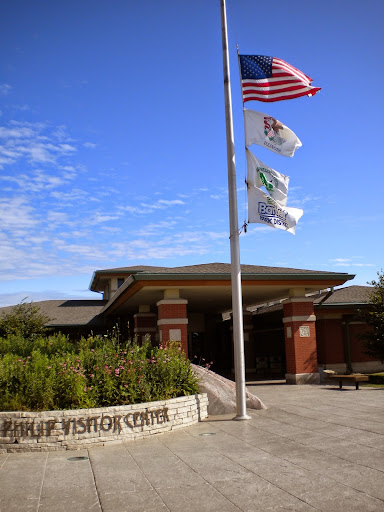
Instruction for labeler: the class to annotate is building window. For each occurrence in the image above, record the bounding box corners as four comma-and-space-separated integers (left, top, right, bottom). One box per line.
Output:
117, 278, 124, 289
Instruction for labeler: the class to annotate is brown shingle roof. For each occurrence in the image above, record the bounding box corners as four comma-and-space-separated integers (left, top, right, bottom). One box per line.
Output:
253, 285, 373, 316
127, 262, 347, 276
0, 300, 107, 327
315, 285, 373, 305
93, 265, 167, 274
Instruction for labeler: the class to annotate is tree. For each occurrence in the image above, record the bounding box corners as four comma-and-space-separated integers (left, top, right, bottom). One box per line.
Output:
0, 300, 50, 340
360, 271, 384, 363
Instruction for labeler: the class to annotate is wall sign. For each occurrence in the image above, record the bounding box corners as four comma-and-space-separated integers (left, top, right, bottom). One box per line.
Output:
299, 326, 310, 338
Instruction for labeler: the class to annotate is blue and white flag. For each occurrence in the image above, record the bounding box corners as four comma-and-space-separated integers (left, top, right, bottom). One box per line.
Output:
244, 109, 302, 157
247, 185, 303, 235
246, 148, 289, 206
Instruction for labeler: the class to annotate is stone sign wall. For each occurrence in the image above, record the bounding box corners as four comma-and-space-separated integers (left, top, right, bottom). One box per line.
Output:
0, 393, 208, 453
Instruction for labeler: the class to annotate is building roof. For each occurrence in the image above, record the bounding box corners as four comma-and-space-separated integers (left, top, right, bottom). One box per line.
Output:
315, 285, 373, 306
98, 263, 354, 316
0, 300, 107, 327
92, 262, 348, 279
89, 266, 167, 292
155, 263, 344, 275
0, 264, 357, 328
252, 285, 373, 315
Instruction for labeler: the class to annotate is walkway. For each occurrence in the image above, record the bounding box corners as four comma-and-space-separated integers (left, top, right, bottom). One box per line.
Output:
1, 383, 384, 511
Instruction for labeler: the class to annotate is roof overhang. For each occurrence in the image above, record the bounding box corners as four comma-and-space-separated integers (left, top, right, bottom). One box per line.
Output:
315, 302, 369, 309
100, 271, 355, 317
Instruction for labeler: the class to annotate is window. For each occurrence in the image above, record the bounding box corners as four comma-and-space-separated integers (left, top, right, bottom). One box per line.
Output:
117, 278, 124, 289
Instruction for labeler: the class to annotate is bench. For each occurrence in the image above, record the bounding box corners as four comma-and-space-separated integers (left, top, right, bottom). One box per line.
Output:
328, 374, 369, 390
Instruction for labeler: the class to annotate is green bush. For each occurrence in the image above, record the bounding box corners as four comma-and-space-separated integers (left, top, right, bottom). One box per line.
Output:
0, 330, 200, 412
368, 373, 384, 385
0, 301, 50, 340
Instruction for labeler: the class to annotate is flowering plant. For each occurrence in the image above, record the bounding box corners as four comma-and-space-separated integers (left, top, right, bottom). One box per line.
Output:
0, 331, 199, 411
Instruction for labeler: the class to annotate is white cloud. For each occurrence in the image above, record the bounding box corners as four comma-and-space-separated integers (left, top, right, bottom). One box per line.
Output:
140, 198, 186, 210
0, 196, 38, 231
157, 199, 185, 206
0, 121, 78, 169
0, 84, 12, 96
50, 188, 89, 203
330, 258, 375, 268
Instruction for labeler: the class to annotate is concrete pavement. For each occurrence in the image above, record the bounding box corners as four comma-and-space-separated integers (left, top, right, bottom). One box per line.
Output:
1, 382, 384, 511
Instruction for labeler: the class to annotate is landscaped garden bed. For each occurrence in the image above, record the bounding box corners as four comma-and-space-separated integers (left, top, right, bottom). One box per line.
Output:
0, 303, 207, 451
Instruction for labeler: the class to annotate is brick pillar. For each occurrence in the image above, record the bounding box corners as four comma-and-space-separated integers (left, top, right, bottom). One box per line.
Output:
157, 298, 188, 355
133, 305, 157, 345
283, 297, 320, 384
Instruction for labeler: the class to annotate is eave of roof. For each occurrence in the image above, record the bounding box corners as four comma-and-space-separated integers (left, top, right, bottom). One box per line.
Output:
89, 266, 167, 291
129, 271, 354, 281
100, 268, 355, 316
315, 302, 369, 309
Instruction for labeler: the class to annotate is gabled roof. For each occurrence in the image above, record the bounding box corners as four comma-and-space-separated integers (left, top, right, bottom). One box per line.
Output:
252, 285, 373, 316
89, 265, 167, 292
0, 300, 107, 327
95, 262, 348, 276
90, 262, 353, 296
315, 285, 373, 307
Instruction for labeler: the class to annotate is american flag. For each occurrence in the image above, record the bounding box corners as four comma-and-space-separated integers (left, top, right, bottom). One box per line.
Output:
239, 55, 321, 102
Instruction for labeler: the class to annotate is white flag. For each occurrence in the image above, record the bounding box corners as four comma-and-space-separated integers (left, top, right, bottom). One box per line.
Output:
244, 109, 302, 157
246, 148, 289, 206
247, 185, 303, 235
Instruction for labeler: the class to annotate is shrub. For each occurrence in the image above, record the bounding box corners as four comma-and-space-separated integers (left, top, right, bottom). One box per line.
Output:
359, 270, 384, 362
0, 301, 50, 340
0, 329, 200, 411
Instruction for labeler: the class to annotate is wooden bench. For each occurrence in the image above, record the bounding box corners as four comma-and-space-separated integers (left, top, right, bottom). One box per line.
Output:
328, 374, 369, 390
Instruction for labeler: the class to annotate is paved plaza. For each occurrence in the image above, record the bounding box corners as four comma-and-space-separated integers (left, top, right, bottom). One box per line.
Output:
1, 382, 384, 511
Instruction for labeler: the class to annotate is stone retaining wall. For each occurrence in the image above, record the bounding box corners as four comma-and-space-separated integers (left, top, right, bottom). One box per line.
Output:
0, 393, 208, 453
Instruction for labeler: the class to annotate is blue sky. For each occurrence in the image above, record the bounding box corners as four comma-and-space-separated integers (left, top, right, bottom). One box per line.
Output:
1, 0, 383, 307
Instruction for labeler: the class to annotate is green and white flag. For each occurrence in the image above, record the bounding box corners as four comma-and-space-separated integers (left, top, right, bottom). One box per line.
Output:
247, 185, 303, 235
246, 148, 289, 206
244, 109, 302, 157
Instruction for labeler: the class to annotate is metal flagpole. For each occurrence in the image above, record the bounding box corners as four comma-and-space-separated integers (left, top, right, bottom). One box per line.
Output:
220, 0, 251, 420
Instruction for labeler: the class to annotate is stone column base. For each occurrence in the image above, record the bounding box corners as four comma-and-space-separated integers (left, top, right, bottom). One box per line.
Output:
285, 372, 320, 385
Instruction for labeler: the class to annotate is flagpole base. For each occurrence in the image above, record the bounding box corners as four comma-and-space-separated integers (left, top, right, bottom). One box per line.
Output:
233, 414, 252, 421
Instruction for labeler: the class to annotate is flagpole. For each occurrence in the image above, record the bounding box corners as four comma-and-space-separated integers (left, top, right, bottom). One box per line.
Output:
220, 0, 250, 421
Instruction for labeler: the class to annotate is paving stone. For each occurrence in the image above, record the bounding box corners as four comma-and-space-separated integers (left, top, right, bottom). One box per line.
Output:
300, 481, 384, 511
89, 445, 153, 494
213, 476, 318, 511
98, 489, 168, 512
158, 482, 242, 511
0, 452, 47, 500
0, 499, 39, 511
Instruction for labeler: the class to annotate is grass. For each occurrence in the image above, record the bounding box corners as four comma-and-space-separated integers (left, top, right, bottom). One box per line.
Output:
360, 372, 384, 388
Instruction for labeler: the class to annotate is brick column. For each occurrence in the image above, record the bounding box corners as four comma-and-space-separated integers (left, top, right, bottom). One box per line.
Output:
283, 297, 320, 384
157, 298, 188, 355
133, 305, 157, 345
